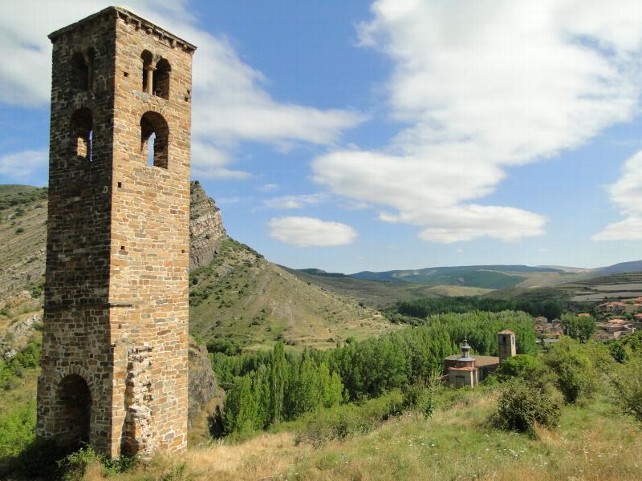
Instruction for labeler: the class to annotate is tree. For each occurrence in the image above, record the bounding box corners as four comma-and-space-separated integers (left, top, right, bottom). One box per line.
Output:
560, 313, 596, 343
270, 342, 287, 423
223, 376, 258, 434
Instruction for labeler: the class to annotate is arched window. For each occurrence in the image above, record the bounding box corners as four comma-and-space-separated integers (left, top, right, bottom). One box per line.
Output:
71, 52, 89, 90
141, 50, 153, 94
140, 111, 169, 168
70, 49, 94, 91
56, 374, 91, 448
154, 58, 171, 99
71, 108, 93, 160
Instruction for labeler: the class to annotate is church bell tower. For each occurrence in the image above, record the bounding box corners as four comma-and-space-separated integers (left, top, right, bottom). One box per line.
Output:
38, 6, 196, 458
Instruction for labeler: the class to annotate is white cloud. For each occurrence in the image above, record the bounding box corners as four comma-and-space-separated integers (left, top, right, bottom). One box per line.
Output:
593, 150, 642, 240
269, 217, 357, 247
257, 183, 280, 193
262, 193, 328, 210
0, 0, 364, 171
314, 0, 642, 244
190, 142, 249, 180
0, 149, 47, 181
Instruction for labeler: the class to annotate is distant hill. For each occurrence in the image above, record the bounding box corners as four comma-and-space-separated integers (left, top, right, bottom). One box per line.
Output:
596, 260, 642, 275
350, 265, 564, 290
283, 266, 491, 309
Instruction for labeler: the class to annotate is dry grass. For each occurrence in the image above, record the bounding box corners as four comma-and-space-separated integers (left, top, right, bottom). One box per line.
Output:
94, 388, 642, 481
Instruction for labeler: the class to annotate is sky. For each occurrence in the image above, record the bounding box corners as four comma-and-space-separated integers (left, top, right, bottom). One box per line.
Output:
1, 0, 642, 273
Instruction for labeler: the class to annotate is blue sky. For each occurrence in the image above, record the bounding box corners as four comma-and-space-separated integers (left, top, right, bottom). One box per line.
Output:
2, 0, 642, 273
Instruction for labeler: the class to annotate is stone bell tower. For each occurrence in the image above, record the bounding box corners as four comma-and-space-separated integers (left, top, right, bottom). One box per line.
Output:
37, 7, 196, 458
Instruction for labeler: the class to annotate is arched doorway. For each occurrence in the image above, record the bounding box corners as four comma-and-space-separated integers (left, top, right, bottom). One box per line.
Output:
56, 374, 92, 449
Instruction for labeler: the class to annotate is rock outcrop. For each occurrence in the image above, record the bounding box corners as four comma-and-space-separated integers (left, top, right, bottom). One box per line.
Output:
189, 181, 227, 270
188, 341, 219, 427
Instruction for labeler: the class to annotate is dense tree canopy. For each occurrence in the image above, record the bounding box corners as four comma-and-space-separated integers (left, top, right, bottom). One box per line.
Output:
215, 310, 537, 434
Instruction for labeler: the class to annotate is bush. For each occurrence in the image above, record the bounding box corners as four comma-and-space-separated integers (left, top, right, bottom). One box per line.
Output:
493, 354, 550, 386
294, 390, 404, 446
401, 371, 441, 418
544, 338, 599, 403
492, 379, 560, 435
609, 356, 642, 423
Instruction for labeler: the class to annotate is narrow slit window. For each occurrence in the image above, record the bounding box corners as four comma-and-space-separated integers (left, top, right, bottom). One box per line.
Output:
141, 50, 153, 94
146, 132, 156, 166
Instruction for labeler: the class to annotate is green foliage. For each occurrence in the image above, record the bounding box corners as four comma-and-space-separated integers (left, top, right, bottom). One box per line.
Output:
607, 349, 642, 423
206, 338, 241, 356
0, 186, 48, 211
218, 311, 534, 435
560, 313, 596, 343
0, 401, 36, 459
608, 331, 642, 363
401, 370, 440, 418
544, 338, 599, 403
394, 296, 565, 321
492, 379, 561, 435
493, 354, 549, 386
293, 390, 404, 447
427, 310, 537, 357
58, 446, 138, 481
0, 340, 41, 390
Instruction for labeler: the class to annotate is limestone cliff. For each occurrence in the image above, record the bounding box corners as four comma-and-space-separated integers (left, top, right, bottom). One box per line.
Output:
189, 181, 226, 270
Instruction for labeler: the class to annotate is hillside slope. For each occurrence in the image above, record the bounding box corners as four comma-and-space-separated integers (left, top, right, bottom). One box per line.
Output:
0, 185, 47, 298
0, 183, 391, 351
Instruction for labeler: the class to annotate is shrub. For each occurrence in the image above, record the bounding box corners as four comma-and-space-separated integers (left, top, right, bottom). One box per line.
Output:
401, 371, 441, 418
493, 354, 550, 386
609, 356, 642, 423
544, 338, 598, 403
294, 390, 404, 446
492, 378, 560, 435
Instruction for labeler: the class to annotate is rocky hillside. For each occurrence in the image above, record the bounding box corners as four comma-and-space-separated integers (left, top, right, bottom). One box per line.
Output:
189, 237, 390, 350
0, 183, 392, 352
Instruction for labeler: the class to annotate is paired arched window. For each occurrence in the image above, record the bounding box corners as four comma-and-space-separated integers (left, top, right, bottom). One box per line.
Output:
70, 49, 94, 91
141, 50, 170, 99
140, 111, 169, 168
71, 108, 93, 160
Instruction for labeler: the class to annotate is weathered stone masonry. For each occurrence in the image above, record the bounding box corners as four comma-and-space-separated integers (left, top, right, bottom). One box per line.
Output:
37, 6, 196, 458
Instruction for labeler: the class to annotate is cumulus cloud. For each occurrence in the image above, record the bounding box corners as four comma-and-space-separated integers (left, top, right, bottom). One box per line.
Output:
269, 217, 357, 247
0, 0, 364, 174
313, 0, 642, 244
593, 150, 642, 240
0, 149, 47, 181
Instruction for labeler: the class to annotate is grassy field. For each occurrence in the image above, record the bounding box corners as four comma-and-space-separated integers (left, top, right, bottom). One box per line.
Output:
65, 385, 642, 481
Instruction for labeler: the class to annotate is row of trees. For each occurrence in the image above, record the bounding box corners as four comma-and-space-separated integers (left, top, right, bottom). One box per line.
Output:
215, 310, 537, 434
393, 296, 565, 321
